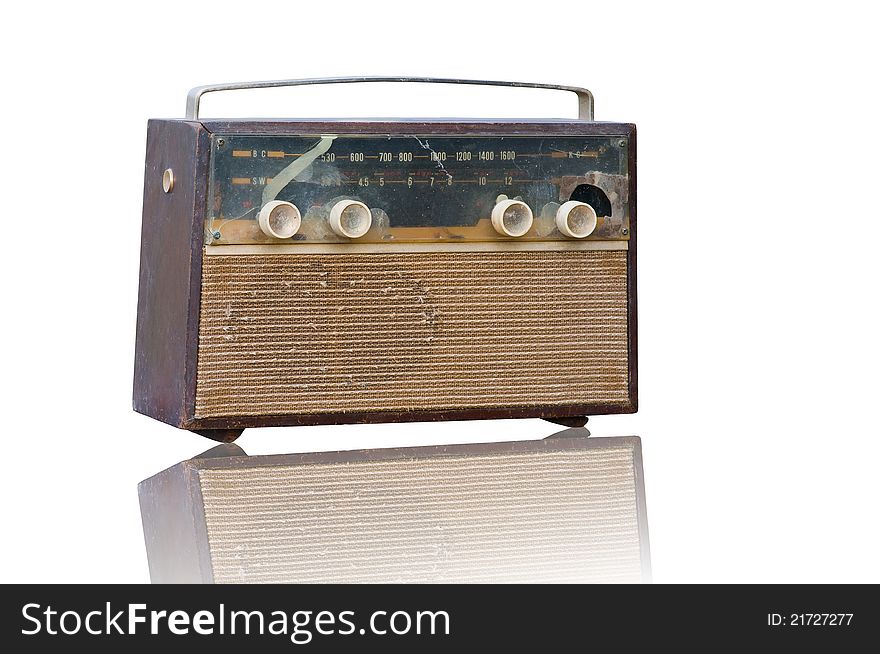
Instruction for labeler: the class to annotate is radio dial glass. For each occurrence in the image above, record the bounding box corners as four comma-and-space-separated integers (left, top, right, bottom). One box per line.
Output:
207, 135, 630, 245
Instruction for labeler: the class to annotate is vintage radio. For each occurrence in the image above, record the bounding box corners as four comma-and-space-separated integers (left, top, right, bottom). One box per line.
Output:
133, 78, 637, 441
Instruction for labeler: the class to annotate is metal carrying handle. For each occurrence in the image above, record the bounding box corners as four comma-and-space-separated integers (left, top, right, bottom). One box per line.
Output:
185, 77, 594, 121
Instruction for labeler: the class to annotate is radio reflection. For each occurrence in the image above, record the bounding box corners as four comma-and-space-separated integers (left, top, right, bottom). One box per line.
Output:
138, 428, 650, 583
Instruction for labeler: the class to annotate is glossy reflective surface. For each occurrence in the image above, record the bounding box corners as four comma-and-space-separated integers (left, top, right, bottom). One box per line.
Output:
139, 428, 650, 584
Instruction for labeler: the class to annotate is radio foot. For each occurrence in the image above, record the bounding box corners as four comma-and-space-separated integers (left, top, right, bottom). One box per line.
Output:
544, 416, 589, 428
191, 428, 244, 443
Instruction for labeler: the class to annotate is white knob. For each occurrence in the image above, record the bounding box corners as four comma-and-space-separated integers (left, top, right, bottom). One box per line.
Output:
491, 199, 533, 237
556, 200, 598, 238
258, 200, 301, 239
329, 200, 373, 238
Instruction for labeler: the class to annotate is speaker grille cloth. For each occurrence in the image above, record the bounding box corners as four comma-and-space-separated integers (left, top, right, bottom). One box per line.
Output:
197, 444, 644, 583
195, 250, 629, 417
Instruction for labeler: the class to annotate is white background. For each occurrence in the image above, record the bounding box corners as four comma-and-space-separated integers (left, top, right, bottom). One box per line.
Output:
1, 0, 877, 583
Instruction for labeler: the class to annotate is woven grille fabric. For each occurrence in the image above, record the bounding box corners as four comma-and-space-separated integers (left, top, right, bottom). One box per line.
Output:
196, 250, 629, 417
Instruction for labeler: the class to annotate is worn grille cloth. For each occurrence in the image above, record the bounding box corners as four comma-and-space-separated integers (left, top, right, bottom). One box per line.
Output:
196, 250, 629, 417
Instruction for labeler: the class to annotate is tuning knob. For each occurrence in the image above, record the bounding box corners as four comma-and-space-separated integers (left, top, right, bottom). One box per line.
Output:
491, 198, 533, 237
258, 200, 302, 239
556, 200, 598, 238
329, 200, 373, 239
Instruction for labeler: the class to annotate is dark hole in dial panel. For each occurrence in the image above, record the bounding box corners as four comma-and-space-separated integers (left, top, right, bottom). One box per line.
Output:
569, 184, 612, 217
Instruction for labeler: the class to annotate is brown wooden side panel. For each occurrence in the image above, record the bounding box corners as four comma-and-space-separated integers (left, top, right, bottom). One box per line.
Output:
627, 125, 638, 412
133, 119, 209, 427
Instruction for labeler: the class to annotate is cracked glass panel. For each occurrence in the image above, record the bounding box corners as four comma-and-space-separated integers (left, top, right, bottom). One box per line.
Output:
207, 134, 630, 245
